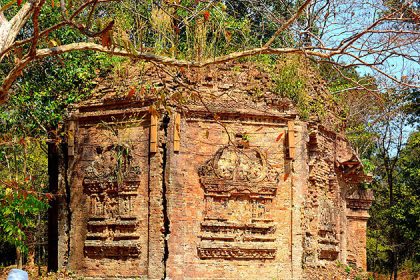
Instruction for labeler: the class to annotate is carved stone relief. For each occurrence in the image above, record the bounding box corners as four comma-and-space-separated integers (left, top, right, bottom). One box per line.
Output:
346, 189, 374, 211
197, 145, 281, 260
82, 144, 142, 258
318, 199, 339, 260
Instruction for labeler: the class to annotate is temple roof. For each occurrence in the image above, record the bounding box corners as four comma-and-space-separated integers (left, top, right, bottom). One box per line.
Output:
68, 61, 371, 182
71, 61, 345, 130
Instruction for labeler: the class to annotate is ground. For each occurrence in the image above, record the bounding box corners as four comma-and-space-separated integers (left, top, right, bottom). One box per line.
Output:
1, 264, 419, 280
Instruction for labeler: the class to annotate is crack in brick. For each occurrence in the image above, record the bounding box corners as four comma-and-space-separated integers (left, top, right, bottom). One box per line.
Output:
162, 114, 171, 280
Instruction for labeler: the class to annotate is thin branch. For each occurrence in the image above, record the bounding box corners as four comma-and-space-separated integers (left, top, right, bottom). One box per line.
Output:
344, 52, 419, 89
264, 0, 312, 47
34, 42, 332, 65
29, 0, 46, 56
337, 3, 411, 52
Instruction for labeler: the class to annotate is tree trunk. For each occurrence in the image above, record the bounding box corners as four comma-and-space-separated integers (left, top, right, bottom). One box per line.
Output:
393, 252, 398, 280
388, 174, 394, 207
0, 2, 33, 57
16, 246, 23, 269
27, 232, 35, 268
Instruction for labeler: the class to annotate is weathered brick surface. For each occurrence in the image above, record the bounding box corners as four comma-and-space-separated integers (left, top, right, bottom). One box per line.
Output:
66, 115, 151, 277
55, 63, 373, 279
167, 117, 292, 279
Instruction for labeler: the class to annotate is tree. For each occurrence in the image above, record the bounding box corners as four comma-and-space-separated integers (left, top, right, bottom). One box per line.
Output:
332, 57, 419, 278
0, 5, 116, 265
346, 84, 419, 279
367, 128, 420, 280
0, 137, 50, 269
0, 0, 419, 103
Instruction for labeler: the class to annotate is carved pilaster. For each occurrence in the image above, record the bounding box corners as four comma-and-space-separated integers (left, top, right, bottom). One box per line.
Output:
346, 188, 374, 269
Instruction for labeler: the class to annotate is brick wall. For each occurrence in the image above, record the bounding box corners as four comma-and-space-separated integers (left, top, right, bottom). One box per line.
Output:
54, 63, 372, 279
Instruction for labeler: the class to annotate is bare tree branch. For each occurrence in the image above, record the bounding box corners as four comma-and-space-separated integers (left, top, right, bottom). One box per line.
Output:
0, 0, 418, 105
264, 0, 312, 47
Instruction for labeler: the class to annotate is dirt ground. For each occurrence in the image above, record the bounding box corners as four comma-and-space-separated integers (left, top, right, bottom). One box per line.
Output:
1, 265, 419, 279
0, 265, 74, 279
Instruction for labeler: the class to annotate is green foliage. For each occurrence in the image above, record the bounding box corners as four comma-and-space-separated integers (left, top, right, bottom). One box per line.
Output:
101, 0, 253, 60
0, 183, 49, 251
0, 139, 49, 253
274, 56, 306, 99
367, 233, 392, 273
0, 0, 119, 133
401, 259, 420, 276
0, 1, 117, 263
1, 52, 117, 135
101, 0, 300, 61
272, 55, 331, 120
272, 55, 311, 119
361, 158, 375, 176
367, 130, 420, 275
0, 48, 116, 261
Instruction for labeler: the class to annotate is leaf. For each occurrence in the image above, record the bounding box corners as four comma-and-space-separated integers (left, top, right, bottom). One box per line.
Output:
276, 132, 284, 142
48, 39, 58, 47
173, 25, 180, 34
127, 86, 135, 98
51, 0, 54, 8
203, 10, 210, 21
169, 45, 176, 56
5, 188, 12, 197
14, 56, 20, 64
101, 31, 111, 48
17, 0, 22, 6
224, 31, 232, 43
283, 173, 289, 181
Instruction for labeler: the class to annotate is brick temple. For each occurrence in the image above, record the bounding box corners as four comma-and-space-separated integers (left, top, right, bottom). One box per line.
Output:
48, 62, 373, 279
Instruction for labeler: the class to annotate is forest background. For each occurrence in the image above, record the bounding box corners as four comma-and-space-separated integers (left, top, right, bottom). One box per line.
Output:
0, 0, 418, 279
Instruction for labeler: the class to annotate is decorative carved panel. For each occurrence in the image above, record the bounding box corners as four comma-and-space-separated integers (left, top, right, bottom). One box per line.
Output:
346, 189, 374, 211
318, 199, 339, 260
83, 144, 142, 258
197, 146, 281, 260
